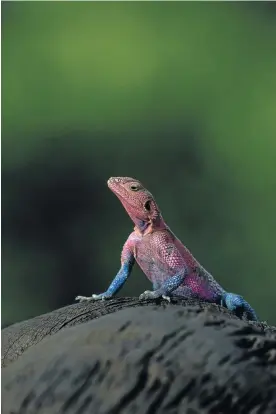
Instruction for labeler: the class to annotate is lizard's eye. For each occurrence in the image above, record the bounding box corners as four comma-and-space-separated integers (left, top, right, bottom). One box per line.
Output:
130, 184, 139, 191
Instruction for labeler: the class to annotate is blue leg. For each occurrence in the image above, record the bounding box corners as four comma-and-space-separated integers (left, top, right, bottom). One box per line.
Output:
140, 270, 186, 302
76, 256, 135, 302
221, 292, 258, 321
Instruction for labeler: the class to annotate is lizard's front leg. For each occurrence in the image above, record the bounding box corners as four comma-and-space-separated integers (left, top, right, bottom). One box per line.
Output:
76, 260, 133, 302
76, 236, 135, 302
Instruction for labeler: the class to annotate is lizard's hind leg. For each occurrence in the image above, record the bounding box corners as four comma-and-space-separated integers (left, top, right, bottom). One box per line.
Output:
221, 292, 258, 321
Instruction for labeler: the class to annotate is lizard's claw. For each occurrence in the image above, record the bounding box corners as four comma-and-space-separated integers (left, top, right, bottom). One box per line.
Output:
139, 290, 170, 301
75, 293, 111, 302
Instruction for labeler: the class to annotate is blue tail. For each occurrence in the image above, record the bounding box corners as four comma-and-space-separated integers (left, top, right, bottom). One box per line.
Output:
221, 292, 258, 322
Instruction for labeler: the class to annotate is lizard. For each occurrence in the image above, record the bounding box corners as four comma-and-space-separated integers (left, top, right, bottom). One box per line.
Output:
76, 177, 258, 321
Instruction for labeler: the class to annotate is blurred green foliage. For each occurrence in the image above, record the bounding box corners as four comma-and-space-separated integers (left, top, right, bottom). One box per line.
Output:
2, 2, 276, 326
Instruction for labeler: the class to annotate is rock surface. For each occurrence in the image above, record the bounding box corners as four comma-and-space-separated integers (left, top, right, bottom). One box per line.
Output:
2, 298, 276, 414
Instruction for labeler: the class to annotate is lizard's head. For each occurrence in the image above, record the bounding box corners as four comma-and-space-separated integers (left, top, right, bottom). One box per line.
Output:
107, 177, 161, 227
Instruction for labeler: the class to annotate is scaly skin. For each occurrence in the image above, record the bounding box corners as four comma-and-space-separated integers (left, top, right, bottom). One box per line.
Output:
76, 177, 258, 321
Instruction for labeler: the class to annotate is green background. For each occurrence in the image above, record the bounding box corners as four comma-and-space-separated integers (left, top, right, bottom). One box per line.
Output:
2, 2, 276, 326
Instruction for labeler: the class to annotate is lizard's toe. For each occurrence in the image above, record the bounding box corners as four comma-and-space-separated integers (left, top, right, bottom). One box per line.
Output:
75, 294, 106, 302
162, 295, 171, 302
91, 293, 111, 301
75, 295, 94, 302
139, 290, 162, 300
139, 290, 152, 300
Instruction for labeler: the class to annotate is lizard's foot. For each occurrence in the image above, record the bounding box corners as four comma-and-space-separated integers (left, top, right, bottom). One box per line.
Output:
75, 295, 94, 302
139, 290, 153, 300
139, 290, 171, 302
221, 292, 258, 321
75, 293, 112, 302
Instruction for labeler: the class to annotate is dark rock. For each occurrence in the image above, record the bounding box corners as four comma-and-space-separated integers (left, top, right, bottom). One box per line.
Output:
2, 298, 276, 414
